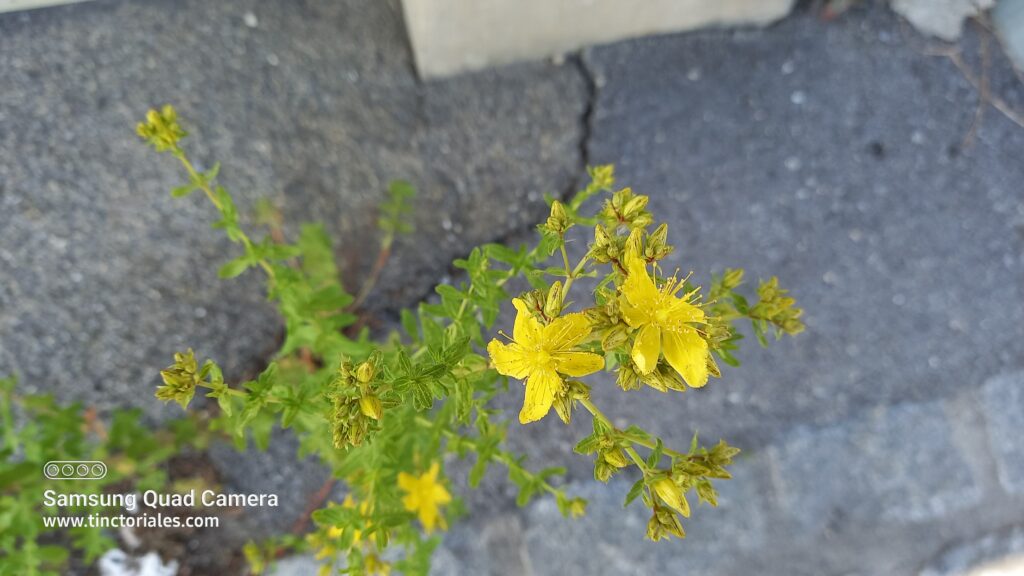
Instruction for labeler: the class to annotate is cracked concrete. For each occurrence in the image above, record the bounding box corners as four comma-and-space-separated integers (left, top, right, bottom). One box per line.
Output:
0, 0, 587, 417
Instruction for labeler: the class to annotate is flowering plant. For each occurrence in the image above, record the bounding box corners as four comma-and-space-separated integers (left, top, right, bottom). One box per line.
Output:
138, 105, 804, 574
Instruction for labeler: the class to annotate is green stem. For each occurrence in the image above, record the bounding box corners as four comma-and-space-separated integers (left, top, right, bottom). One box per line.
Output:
560, 242, 572, 277
352, 237, 393, 308
414, 416, 564, 498
579, 398, 686, 460
560, 252, 590, 306
624, 435, 687, 460
579, 398, 611, 429
173, 149, 276, 281
624, 446, 651, 474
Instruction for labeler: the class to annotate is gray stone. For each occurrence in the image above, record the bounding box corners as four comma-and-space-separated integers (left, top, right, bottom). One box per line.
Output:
890, 0, 994, 41
522, 480, 660, 576
980, 372, 1024, 495
919, 525, 1024, 576
267, 554, 322, 576
994, 0, 1024, 82
436, 452, 771, 576
0, 0, 586, 419
770, 401, 980, 533
574, 3, 1024, 457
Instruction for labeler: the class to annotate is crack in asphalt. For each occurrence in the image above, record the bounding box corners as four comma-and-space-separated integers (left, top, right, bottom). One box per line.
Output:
568, 49, 599, 197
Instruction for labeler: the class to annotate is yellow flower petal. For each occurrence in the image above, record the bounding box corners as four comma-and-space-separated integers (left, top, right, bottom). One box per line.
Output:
662, 329, 709, 388
487, 340, 532, 379
512, 298, 542, 346
541, 312, 594, 350
519, 367, 563, 424
432, 483, 452, 505
553, 351, 605, 377
398, 471, 416, 491
631, 323, 661, 375
623, 255, 659, 307
667, 298, 705, 324
619, 295, 650, 328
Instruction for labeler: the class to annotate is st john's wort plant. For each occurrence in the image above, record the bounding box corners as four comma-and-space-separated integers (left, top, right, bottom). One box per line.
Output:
139, 105, 804, 575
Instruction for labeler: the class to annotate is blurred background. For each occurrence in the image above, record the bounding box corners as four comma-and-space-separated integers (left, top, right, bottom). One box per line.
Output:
2, 0, 1024, 574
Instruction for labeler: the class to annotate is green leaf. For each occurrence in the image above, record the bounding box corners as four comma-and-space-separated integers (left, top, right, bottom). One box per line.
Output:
468, 457, 489, 488
171, 184, 196, 198
400, 309, 419, 343
624, 479, 645, 507
218, 257, 251, 279
37, 545, 69, 565
0, 462, 36, 489
573, 434, 600, 455
217, 393, 234, 417
411, 381, 434, 411
379, 180, 417, 236
297, 223, 340, 289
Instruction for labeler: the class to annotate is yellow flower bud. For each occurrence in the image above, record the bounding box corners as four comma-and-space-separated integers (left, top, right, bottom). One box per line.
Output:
616, 363, 641, 391
359, 395, 383, 420
603, 449, 629, 468
622, 194, 648, 218
589, 165, 615, 190
653, 478, 690, 517
356, 361, 375, 384
552, 395, 572, 424
647, 506, 685, 541
593, 224, 612, 248
544, 281, 563, 319
722, 268, 744, 290
568, 498, 587, 518
545, 201, 572, 234
623, 228, 643, 262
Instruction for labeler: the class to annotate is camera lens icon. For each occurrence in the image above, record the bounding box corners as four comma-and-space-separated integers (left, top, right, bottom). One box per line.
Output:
44, 461, 107, 480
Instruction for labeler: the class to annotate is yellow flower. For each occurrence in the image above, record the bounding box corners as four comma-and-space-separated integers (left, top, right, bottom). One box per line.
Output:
317, 495, 374, 558
487, 298, 605, 423
398, 462, 451, 534
620, 255, 709, 388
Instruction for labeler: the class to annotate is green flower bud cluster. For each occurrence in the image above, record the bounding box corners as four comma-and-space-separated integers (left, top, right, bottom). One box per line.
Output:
600, 187, 653, 230
541, 200, 573, 236
589, 165, 615, 191
136, 105, 186, 152
641, 439, 740, 541
551, 380, 590, 425
751, 277, 806, 337
156, 349, 200, 408
156, 347, 230, 410
329, 354, 385, 449
647, 502, 686, 541
585, 288, 631, 354
517, 282, 565, 323
588, 224, 625, 267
